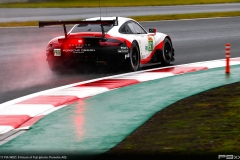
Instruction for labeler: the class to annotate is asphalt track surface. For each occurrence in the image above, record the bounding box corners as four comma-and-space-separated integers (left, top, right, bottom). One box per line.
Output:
0, 3, 240, 22
0, 17, 240, 104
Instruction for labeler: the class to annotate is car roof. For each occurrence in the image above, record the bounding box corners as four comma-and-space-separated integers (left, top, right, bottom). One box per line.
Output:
85, 16, 131, 21
85, 17, 133, 25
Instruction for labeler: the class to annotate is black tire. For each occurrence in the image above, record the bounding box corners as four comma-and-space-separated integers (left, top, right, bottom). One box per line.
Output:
160, 38, 173, 65
47, 54, 62, 72
128, 41, 140, 71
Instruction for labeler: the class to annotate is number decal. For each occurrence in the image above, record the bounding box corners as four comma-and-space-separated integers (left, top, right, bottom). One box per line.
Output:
148, 36, 153, 51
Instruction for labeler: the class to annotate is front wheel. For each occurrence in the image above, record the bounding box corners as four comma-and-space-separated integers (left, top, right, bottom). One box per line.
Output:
160, 38, 173, 65
128, 41, 140, 72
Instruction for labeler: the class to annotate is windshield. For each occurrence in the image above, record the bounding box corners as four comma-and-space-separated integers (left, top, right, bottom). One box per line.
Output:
70, 24, 113, 33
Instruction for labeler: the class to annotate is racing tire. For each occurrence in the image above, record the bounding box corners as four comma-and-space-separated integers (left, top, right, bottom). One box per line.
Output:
128, 41, 140, 72
47, 54, 62, 72
160, 38, 173, 65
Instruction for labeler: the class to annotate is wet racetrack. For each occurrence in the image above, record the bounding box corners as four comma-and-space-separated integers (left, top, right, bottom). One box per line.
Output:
0, 17, 240, 103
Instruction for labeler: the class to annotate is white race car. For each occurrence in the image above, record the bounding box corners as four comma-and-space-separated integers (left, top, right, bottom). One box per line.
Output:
39, 17, 175, 72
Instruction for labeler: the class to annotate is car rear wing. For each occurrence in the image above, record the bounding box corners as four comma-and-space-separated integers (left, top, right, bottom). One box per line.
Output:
39, 17, 118, 38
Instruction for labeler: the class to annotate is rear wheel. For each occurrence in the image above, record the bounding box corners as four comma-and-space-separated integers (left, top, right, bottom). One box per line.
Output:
160, 38, 173, 65
128, 41, 140, 71
47, 54, 62, 72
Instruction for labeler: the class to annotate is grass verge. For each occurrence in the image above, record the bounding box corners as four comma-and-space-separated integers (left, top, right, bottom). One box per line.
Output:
100, 81, 240, 159
1, 0, 240, 8
0, 21, 38, 27
1, 11, 240, 28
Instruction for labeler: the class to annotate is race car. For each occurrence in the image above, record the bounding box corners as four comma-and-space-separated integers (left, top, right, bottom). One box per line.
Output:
39, 17, 175, 72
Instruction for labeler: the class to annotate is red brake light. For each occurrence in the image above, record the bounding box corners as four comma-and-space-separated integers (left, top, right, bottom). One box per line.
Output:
68, 39, 83, 44
99, 42, 120, 46
59, 38, 83, 44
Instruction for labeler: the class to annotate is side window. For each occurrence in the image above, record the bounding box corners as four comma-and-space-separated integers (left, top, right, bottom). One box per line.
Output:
118, 21, 146, 34
127, 22, 136, 34
119, 25, 126, 33
119, 23, 133, 34
132, 22, 146, 34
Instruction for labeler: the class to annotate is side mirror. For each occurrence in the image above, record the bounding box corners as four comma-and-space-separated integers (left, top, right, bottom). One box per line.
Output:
149, 28, 156, 34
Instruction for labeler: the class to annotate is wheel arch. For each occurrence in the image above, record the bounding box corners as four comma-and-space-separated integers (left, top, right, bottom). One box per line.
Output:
132, 39, 141, 58
165, 35, 174, 56
127, 40, 141, 71
132, 40, 140, 49
165, 36, 172, 45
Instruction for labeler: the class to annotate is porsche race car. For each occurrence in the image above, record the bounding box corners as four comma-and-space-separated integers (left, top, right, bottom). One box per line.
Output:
39, 17, 175, 72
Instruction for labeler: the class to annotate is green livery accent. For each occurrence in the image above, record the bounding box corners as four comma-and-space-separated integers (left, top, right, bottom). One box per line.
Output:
148, 37, 153, 51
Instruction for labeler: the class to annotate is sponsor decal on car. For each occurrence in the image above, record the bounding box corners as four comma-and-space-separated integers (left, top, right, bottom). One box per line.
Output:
148, 36, 153, 51
53, 49, 61, 56
118, 49, 128, 53
81, 49, 95, 52
145, 46, 148, 51
63, 49, 95, 54
118, 46, 129, 53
